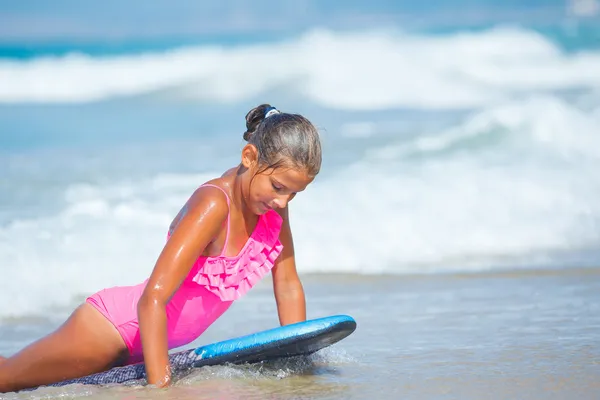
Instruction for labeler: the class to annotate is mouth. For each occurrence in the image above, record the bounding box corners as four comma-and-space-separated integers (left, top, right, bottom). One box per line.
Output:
261, 202, 272, 212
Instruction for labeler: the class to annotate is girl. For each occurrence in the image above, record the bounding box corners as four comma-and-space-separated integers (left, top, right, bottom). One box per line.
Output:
0, 104, 322, 392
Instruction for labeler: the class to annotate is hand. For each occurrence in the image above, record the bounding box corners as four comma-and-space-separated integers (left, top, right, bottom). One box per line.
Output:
148, 364, 172, 388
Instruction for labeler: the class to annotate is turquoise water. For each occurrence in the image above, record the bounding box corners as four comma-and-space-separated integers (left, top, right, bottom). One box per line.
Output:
1, 0, 599, 320
1, 0, 600, 397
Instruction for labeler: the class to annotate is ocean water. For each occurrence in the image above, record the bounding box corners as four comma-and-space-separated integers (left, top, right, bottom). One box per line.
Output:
2, 272, 600, 399
1, 0, 600, 398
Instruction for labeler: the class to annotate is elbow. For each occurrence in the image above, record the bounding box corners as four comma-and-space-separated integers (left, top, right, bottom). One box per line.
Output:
279, 277, 304, 294
276, 281, 305, 301
137, 291, 166, 318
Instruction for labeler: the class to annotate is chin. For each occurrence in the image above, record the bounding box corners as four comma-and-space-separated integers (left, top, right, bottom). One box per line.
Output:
256, 207, 269, 215
255, 201, 271, 215
248, 202, 264, 215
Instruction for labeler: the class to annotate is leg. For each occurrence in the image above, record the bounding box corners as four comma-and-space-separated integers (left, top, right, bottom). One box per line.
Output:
0, 303, 129, 393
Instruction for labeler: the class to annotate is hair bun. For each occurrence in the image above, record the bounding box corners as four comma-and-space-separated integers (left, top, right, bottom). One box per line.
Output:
243, 104, 274, 141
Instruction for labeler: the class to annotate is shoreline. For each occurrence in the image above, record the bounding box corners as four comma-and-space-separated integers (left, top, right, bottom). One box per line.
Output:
297, 265, 600, 282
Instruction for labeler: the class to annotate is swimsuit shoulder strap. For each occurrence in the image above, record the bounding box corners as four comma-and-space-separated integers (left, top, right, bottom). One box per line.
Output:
200, 183, 231, 255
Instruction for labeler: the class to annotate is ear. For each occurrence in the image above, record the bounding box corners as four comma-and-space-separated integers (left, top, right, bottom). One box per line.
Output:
241, 144, 259, 170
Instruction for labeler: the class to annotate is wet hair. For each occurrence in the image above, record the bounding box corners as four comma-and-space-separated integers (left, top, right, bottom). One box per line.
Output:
243, 104, 321, 177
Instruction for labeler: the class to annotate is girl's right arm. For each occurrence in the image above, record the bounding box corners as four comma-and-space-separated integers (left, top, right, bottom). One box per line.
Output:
137, 187, 228, 387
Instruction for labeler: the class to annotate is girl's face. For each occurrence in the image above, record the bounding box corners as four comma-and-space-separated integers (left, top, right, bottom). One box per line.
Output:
241, 146, 314, 214
248, 167, 313, 214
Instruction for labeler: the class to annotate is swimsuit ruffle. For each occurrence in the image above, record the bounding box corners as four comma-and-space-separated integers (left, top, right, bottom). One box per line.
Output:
190, 210, 283, 302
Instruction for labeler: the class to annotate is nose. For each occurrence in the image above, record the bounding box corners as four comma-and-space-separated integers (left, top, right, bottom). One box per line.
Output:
272, 194, 292, 209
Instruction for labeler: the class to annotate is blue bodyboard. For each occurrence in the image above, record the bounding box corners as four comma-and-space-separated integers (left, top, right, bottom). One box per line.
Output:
43, 314, 356, 387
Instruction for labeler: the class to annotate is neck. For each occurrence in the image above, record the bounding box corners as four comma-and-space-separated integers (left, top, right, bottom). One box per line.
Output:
232, 164, 255, 218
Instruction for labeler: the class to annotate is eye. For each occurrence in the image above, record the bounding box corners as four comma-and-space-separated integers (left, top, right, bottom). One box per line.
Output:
271, 182, 283, 192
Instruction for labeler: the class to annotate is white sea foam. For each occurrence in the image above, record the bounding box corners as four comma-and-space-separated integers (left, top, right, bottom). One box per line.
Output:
0, 95, 598, 317
1, 27, 600, 109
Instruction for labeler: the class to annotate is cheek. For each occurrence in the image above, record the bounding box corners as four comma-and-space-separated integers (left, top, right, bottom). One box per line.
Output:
256, 185, 271, 201
248, 180, 270, 201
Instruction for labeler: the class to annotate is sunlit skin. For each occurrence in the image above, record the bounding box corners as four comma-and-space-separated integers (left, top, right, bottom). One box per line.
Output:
138, 143, 314, 387
0, 144, 315, 392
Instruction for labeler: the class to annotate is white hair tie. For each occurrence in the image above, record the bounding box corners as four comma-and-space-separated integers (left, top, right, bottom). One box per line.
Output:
265, 107, 281, 119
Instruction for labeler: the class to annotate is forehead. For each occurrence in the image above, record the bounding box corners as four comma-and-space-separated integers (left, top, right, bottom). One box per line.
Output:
265, 167, 314, 190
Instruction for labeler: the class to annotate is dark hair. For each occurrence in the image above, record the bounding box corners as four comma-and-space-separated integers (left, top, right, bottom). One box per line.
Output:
243, 104, 322, 177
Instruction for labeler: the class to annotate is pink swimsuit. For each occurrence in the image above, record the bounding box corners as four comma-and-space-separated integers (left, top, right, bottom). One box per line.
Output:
86, 184, 283, 364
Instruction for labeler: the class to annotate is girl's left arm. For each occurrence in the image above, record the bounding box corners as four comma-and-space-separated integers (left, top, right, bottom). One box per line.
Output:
272, 206, 306, 325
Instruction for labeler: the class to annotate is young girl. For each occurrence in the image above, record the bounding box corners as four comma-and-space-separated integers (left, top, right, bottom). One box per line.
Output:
0, 104, 322, 392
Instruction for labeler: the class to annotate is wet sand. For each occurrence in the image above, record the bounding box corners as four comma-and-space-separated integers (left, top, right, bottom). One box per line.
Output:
2, 268, 599, 399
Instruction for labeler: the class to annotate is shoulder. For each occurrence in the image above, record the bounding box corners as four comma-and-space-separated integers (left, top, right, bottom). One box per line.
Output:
186, 183, 230, 221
